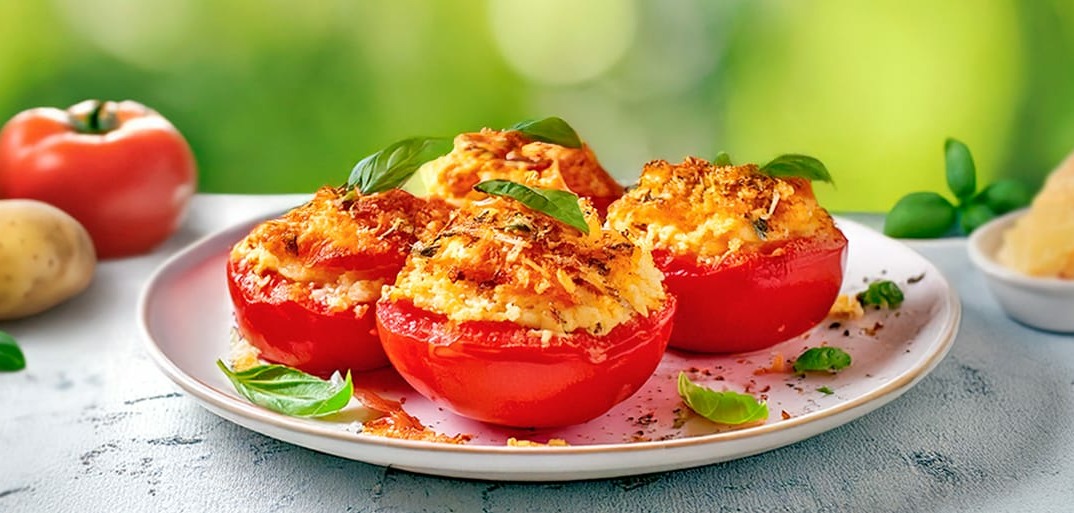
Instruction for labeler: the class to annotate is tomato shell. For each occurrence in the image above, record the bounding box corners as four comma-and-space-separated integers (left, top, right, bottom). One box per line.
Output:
0, 100, 196, 258
375, 295, 677, 428
587, 194, 621, 219
226, 257, 389, 377
658, 232, 847, 353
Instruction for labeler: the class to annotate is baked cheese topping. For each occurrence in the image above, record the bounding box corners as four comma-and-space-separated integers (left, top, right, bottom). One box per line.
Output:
385, 190, 666, 337
230, 186, 452, 310
419, 128, 624, 205
998, 152, 1074, 278
607, 157, 840, 263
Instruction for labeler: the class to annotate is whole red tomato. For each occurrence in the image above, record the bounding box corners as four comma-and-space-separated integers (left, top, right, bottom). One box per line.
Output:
375, 295, 677, 428
0, 99, 196, 258
657, 232, 847, 353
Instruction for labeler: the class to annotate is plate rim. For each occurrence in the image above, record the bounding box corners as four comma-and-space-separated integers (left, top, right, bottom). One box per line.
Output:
137, 214, 961, 468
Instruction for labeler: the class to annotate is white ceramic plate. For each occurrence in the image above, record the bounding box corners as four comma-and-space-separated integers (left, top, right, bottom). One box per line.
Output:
139, 216, 960, 481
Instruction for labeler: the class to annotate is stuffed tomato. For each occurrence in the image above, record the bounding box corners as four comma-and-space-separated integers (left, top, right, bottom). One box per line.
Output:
226, 187, 452, 377
376, 184, 674, 428
607, 157, 847, 353
419, 127, 624, 215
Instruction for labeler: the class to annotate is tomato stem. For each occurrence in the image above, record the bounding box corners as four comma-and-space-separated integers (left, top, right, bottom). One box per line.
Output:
69, 100, 119, 134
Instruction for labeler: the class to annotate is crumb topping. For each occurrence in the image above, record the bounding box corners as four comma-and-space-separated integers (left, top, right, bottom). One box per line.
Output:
420, 128, 624, 205
386, 182, 665, 336
230, 186, 453, 309
607, 157, 840, 264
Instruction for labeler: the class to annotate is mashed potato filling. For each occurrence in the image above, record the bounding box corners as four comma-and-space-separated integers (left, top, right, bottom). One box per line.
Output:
607, 157, 840, 263
419, 128, 623, 205
386, 194, 666, 337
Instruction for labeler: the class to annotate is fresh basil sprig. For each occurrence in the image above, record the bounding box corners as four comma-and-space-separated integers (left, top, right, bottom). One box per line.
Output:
347, 136, 453, 194
713, 151, 733, 167
508, 117, 582, 148
677, 372, 768, 425
857, 279, 904, 309
945, 137, 977, 201
759, 154, 834, 184
0, 331, 25, 372
884, 138, 1030, 238
217, 360, 353, 417
793, 347, 852, 373
883, 192, 957, 238
473, 180, 590, 234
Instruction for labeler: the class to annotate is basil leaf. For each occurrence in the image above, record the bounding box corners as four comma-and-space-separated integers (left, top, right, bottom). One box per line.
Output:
713, 151, 733, 167
0, 331, 25, 372
945, 138, 977, 202
817, 386, 835, 395
677, 372, 768, 425
473, 180, 590, 234
857, 279, 905, 309
348, 137, 453, 194
793, 347, 852, 373
883, 191, 957, 238
759, 154, 833, 184
217, 360, 353, 417
508, 117, 582, 148
958, 202, 996, 234
978, 179, 1030, 215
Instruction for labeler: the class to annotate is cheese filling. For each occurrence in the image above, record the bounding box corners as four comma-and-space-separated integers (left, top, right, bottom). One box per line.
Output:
419, 128, 624, 205
607, 157, 839, 264
386, 195, 666, 337
230, 186, 451, 312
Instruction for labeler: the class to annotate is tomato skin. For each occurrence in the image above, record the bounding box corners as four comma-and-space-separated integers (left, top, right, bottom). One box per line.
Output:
226, 258, 389, 377
0, 100, 196, 258
375, 295, 676, 428
588, 194, 620, 219
657, 233, 847, 353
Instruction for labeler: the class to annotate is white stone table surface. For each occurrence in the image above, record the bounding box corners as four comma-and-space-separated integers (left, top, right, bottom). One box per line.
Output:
2, 194, 1072, 512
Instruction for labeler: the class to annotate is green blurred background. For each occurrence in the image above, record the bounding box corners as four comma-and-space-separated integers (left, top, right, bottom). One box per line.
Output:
3, 0, 1072, 211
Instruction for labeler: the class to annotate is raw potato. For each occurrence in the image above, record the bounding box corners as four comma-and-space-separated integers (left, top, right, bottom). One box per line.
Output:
0, 199, 96, 319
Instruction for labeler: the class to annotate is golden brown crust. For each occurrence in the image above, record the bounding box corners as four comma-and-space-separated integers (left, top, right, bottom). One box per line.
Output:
607, 157, 841, 263
361, 410, 472, 444
229, 187, 455, 310
387, 179, 666, 336
506, 437, 569, 447
234, 187, 453, 272
421, 128, 624, 205
354, 388, 471, 444
828, 294, 865, 320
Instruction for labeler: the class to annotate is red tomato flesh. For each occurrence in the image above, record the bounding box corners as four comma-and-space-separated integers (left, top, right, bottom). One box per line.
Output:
376, 295, 677, 428
226, 258, 390, 377
657, 232, 847, 354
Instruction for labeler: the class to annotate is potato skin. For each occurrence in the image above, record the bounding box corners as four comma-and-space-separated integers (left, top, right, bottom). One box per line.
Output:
0, 199, 96, 320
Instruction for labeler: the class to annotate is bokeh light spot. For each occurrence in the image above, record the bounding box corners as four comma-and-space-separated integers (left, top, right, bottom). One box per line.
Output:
51, 0, 193, 70
488, 0, 638, 86
723, 0, 1023, 211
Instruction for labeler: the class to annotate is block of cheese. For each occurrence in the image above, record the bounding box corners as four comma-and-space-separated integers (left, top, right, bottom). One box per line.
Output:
997, 151, 1074, 278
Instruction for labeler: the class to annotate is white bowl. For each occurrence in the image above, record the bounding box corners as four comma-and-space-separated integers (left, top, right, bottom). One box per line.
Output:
967, 208, 1074, 333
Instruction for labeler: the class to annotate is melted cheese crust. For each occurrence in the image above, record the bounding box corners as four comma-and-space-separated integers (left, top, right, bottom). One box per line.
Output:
386, 194, 666, 336
230, 187, 453, 310
420, 128, 624, 205
607, 157, 840, 263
